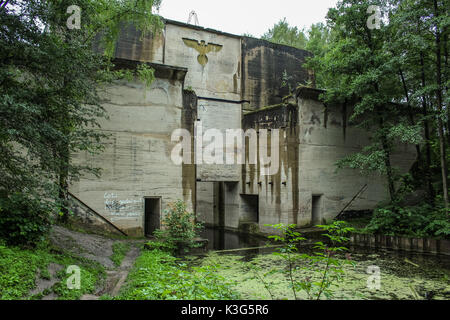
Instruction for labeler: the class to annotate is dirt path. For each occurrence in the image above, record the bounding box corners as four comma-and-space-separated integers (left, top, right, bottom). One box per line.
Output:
42, 226, 144, 300
83, 244, 141, 300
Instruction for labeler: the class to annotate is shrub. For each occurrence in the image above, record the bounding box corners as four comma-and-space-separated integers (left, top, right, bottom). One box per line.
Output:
265, 221, 355, 300
364, 203, 450, 238
0, 193, 53, 246
116, 250, 240, 300
153, 200, 203, 253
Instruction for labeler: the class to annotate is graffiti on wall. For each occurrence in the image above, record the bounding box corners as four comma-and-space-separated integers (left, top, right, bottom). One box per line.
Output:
104, 193, 143, 222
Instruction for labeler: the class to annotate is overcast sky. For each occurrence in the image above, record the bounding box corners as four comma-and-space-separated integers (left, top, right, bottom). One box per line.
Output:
158, 0, 339, 37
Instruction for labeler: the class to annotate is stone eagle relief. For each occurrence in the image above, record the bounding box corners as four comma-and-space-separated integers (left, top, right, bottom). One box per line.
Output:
182, 38, 223, 66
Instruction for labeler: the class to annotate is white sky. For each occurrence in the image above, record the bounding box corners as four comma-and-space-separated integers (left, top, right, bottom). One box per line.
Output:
158, 0, 339, 37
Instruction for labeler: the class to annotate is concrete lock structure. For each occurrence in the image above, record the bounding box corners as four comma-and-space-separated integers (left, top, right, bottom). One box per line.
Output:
69, 19, 417, 237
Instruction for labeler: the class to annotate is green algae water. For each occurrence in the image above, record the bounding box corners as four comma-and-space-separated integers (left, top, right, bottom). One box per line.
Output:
190, 229, 450, 300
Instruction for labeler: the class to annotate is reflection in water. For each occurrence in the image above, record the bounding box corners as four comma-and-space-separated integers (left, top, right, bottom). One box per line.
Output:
193, 228, 450, 299
198, 227, 450, 270
199, 227, 267, 251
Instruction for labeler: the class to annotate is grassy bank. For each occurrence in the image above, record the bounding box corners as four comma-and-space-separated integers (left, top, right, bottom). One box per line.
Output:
0, 242, 105, 300
111, 242, 131, 267
115, 249, 240, 300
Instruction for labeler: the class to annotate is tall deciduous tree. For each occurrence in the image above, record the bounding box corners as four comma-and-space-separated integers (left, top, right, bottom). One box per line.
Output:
309, 0, 449, 209
314, 0, 424, 202
0, 0, 162, 224
262, 17, 308, 49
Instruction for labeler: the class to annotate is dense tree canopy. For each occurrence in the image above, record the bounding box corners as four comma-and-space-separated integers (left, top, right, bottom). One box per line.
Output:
0, 0, 162, 243
263, 1, 449, 217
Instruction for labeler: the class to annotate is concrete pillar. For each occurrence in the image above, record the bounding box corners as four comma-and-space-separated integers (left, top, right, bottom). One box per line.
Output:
223, 182, 240, 229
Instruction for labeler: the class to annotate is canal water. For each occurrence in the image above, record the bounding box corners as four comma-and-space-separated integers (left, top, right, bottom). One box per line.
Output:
199, 227, 268, 251
194, 227, 450, 300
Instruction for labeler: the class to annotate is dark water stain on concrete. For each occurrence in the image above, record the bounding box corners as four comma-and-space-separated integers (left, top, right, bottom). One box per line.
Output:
181, 90, 198, 208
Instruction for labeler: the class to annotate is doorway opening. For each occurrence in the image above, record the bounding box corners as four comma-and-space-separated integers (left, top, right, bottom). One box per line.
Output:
311, 195, 323, 225
240, 194, 259, 223
144, 197, 161, 237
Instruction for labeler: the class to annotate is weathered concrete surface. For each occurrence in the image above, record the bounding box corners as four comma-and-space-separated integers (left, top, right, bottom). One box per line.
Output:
80, 18, 418, 236
165, 22, 241, 101
295, 87, 416, 225
241, 100, 300, 233
69, 195, 126, 236
241, 37, 313, 112
196, 182, 218, 226
114, 24, 164, 64
239, 87, 416, 234
70, 64, 193, 236
350, 234, 450, 256
196, 99, 242, 182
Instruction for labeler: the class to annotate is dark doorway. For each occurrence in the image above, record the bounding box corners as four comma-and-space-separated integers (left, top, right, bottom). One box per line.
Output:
240, 194, 259, 223
217, 182, 225, 227
144, 197, 161, 237
311, 195, 322, 225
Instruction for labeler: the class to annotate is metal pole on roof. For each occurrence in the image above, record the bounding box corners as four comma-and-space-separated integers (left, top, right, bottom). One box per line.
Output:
187, 10, 199, 26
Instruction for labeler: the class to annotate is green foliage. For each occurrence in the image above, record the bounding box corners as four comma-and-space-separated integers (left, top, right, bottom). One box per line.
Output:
116, 249, 240, 300
0, 0, 162, 236
153, 200, 203, 254
0, 193, 53, 246
50, 256, 105, 300
262, 18, 307, 49
86, 0, 164, 58
0, 244, 50, 299
144, 240, 176, 252
111, 242, 130, 267
304, 23, 333, 88
307, 0, 449, 207
365, 203, 450, 238
262, 19, 332, 88
0, 242, 105, 300
136, 63, 156, 89
266, 224, 305, 300
263, 221, 355, 300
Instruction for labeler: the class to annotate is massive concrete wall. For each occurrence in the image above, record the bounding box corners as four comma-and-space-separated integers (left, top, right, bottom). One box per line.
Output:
295, 88, 417, 224
196, 99, 242, 182
242, 101, 300, 233
70, 64, 193, 236
87, 19, 418, 235
104, 21, 314, 111
241, 88, 417, 231
241, 37, 313, 112
165, 21, 241, 101
94, 24, 164, 63
115, 24, 164, 63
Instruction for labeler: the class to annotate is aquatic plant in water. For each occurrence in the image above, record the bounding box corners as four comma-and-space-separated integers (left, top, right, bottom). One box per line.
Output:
261, 221, 355, 300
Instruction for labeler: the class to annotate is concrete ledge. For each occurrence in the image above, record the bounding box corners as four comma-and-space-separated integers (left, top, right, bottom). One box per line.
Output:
112, 58, 188, 82
350, 233, 450, 256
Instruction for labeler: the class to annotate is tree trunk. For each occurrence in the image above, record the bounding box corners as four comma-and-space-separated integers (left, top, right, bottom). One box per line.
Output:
444, 28, 449, 145
58, 141, 70, 223
433, 0, 449, 211
378, 114, 396, 202
420, 53, 436, 203
399, 69, 422, 161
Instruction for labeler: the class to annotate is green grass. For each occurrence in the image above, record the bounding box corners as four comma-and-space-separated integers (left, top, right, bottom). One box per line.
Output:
111, 242, 130, 267
0, 242, 105, 300
116, 249, 240, 300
